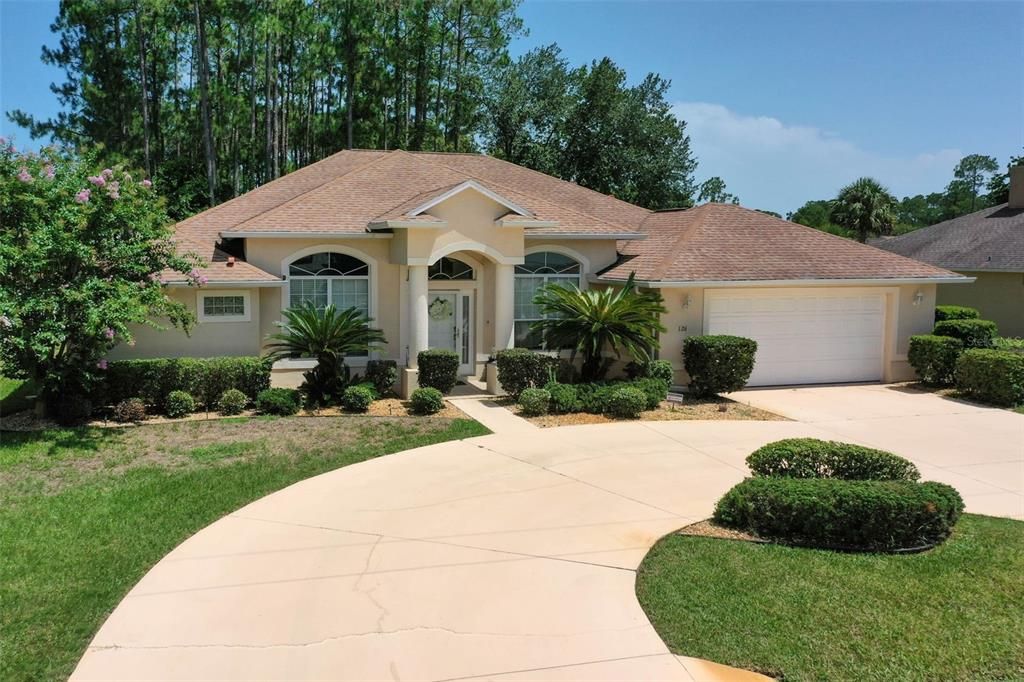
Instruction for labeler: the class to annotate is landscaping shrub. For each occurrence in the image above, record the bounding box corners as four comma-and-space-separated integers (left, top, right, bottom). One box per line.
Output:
111, 398, 147, 423
746, 438, 920, 481
626, 359, 675, 386
494, 348, 541, 398
410, 387, 444, 415
954, 349, 1024, 407
255, 388, 302, 416
631, 377, 669, 410
908, 334, 964, 386
201, 357, 272, 406
994, 337, 1024, 354
934, 305, 980, 322
417, 349, 459, 394
365, 360, 399, 396
518, 388, 551, 416
606, 386, 647, 419
682, 335, 757, 397
100, 356, 271, 408
544, 381, 579, 414
52, 394, 93, 425
216, 388, 248, 415
341, 384, 376, 412
164, 390, 195, 418
933, 319, 998, 349
574, 382, 616, 414
713, 477, 964, 551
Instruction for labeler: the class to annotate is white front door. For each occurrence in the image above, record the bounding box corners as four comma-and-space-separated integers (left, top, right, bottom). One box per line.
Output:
427, 291, 474, 374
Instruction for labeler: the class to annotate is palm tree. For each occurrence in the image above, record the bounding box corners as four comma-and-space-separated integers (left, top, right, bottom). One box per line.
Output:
265, 303, 386, 405
830, 177, 898, 243
530, 274, 667, 382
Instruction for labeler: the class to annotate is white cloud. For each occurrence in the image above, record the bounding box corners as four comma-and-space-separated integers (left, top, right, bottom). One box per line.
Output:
674, 102, 962, 215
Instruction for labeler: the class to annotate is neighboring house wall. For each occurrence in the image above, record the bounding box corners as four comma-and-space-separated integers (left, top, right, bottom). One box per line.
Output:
937, 271, 1024, 338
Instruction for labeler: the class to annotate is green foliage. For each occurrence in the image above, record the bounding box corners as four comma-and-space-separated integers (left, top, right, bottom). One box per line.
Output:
994, 337, 1024, 353
985, 151, 1024, 205
164, 391, 195, 419
934, 305, 980, 322
216, 389, 247, 416
605, 386, 648, 419
544, 381, 579, 414
255, 388, 302, 416
518, 388, 551, 416
530, 274, 667, 382
100, 357, 270, 409
410, 387, 444, 415
416, 349, 459, 394
494, 349, 546, 399
625, 359, 675, 385
265, 303, 386, 406
630, 377, 670, 410
697, 176, 739, 204
830, 177, 898, 243
954, 349, 1024, 406
682, 335, 757, 398
365, 360, 398, 397
713, 477, 964, 551
746, 438, 920, 481
932, 318, 998, 349
908, 334, 964, 386
0, 145, 196, 418
111, 398, 147, 424
340, 385, 375, 413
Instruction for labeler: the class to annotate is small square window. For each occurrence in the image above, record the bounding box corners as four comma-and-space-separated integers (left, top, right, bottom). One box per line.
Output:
199, 292, 250, 322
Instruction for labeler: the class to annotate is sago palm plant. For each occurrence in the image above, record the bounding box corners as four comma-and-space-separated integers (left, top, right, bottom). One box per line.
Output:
530, 274, 667, 382
265, 303, 387, 405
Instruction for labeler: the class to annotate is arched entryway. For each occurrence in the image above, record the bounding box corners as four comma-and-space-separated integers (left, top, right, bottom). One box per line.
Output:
425, 254, 480, 375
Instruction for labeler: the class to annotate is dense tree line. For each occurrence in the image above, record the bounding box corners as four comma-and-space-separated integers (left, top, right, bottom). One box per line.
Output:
9, 0, 698, 218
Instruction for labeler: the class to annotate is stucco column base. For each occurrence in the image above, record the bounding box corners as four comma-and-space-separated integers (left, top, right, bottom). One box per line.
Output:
400, 368, 420, 399
485, 362, 505, 396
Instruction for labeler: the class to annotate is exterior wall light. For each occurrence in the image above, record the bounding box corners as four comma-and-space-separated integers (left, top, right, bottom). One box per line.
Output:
913, 290, 924, 306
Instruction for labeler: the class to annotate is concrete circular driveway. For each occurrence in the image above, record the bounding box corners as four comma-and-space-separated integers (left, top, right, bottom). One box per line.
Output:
72, 385, 1023, 681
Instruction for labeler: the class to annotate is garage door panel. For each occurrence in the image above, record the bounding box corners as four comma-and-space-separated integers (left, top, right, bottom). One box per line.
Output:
705, 289, 885, 386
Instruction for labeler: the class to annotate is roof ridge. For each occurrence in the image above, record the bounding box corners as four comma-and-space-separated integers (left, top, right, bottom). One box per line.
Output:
648, 204, 711, 280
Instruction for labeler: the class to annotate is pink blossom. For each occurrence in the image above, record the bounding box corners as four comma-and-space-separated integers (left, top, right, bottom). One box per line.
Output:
16, 167, 32, 183
96, 359, 108, 370
108, 190, 121, 200
103, 327, 115, 340
141, 179, 152, 188
0, 136, 6, 146
41, 164, 55, 180
101, 168, 113, 179
88, 175, 106, 187
75, 189, 91, 203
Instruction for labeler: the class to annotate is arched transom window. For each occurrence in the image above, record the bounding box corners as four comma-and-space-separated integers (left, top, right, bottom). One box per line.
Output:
428, 256, 475, 281
288, 252, 369, 316
513, 251, 581, 348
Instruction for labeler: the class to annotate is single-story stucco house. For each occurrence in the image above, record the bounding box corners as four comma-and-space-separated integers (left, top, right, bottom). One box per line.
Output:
874, 166, 1024, 338
110, 149, 969, 394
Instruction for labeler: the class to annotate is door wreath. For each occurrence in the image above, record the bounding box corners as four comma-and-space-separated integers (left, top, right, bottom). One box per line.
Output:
428, 296, 454, 320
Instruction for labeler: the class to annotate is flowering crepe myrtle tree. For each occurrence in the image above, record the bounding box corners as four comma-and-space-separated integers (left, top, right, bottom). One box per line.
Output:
0, 141, 200, 418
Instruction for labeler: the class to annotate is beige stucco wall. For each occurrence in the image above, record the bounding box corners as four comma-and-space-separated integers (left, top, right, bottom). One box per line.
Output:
655, 283, 937, 387
938, 271, 1024, 338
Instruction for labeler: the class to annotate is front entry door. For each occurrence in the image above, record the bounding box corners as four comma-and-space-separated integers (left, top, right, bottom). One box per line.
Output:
427, 291, 473, 374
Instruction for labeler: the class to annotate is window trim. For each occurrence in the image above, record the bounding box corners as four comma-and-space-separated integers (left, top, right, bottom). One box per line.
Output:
513, 251, 584, 349
197, 290, 252, 323
280, 245, 378, 323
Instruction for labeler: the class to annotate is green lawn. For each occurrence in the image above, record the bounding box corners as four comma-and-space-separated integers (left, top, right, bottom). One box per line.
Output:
636, 515, 1024, 681
0, 415, 489, 682
0, 376, 36, 415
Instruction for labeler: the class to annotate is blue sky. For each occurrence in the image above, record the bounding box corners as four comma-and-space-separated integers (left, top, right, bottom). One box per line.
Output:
2, 0, 1022, 214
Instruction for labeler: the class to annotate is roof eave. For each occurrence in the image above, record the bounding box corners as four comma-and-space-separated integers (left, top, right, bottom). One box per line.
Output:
526, 232, 645, 241
592, 275, 975, 288
224, 230, 395, 238
166, 279, 286, 288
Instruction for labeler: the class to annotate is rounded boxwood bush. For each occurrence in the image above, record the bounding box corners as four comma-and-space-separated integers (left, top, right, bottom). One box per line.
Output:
255, 388, 302, 416
631, 377, 669, 410
933, 319, 998, 349
164, 390, 195, 418
112, 398, 147, 423
713, 477, 964, 551
410, 387, 444, 415
606, 386, 647, 419
417, 349, 459, 394
682, 335, 757, 397
908, 334, 964, 386
341, 384, 375, 412
934, 305, 980, 322
544, 381, 579, 414
365, 360, 399, 397
216, 388, 248, 416
494, 348, 541, 399
954, 348, 1024, 407
518, 387, 551, 416
746, 438, 920, 481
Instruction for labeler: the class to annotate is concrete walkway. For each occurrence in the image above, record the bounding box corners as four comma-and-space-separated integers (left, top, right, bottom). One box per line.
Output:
72, 387, 1023, 681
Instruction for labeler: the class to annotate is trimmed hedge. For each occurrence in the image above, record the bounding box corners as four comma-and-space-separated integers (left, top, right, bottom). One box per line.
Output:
217, 388, 248, 415
410, 387, 444, 415
933, 319, 998, 349
626, 359, 675, 385
682, 335, 757, 397
365, 360, 398, 397
934, 305, 980, 322
544, 382, 578, 414
100, 357, 271, 408
255, 388, 301, 416
493, 349, 566, 398
518, 388, 551, 416
954, 349, 1024, 406
908, 334, 964, 386
606, 386, 647, 419
341, 384, 375, 412
417, 349, 459, 394
746, 438, 920, 481
713, 477, 964, 551
631, 377, 670, 410
164, 390, 195, 418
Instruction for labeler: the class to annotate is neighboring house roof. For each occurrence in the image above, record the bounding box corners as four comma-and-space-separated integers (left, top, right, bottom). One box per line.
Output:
871, 203, 1024, 272
161, 239, 284, 285
598, 203, 964, 284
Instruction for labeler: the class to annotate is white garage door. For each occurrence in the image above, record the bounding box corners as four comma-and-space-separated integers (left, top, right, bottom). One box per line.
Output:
705, 289, 885, 386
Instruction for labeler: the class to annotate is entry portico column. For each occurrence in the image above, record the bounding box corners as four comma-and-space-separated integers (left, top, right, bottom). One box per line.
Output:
493, 263, 515, 351
408, 264, 429, 367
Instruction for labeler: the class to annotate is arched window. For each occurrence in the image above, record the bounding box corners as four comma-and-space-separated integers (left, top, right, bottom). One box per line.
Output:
428, 256, 475, 280
288, 252, 369, 316
513, 251, 581, 348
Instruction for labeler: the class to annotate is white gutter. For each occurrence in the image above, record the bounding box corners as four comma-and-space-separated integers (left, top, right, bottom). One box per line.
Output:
526, 233, 646, 241
366, 220, 448, 229
592, 276, 975, 287
223, 231, 395, 239
167, 279, 286, 288
495, 219, 560, 228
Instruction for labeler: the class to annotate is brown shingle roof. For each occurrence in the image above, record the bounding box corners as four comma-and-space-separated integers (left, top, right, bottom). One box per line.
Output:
599, 203, 964, 283
162, 239, 283, 284
872, 204, 1024, 271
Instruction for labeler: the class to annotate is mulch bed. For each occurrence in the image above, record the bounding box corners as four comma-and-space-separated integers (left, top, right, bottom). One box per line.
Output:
508, 397, 785, 428
676, 519, 765, 544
